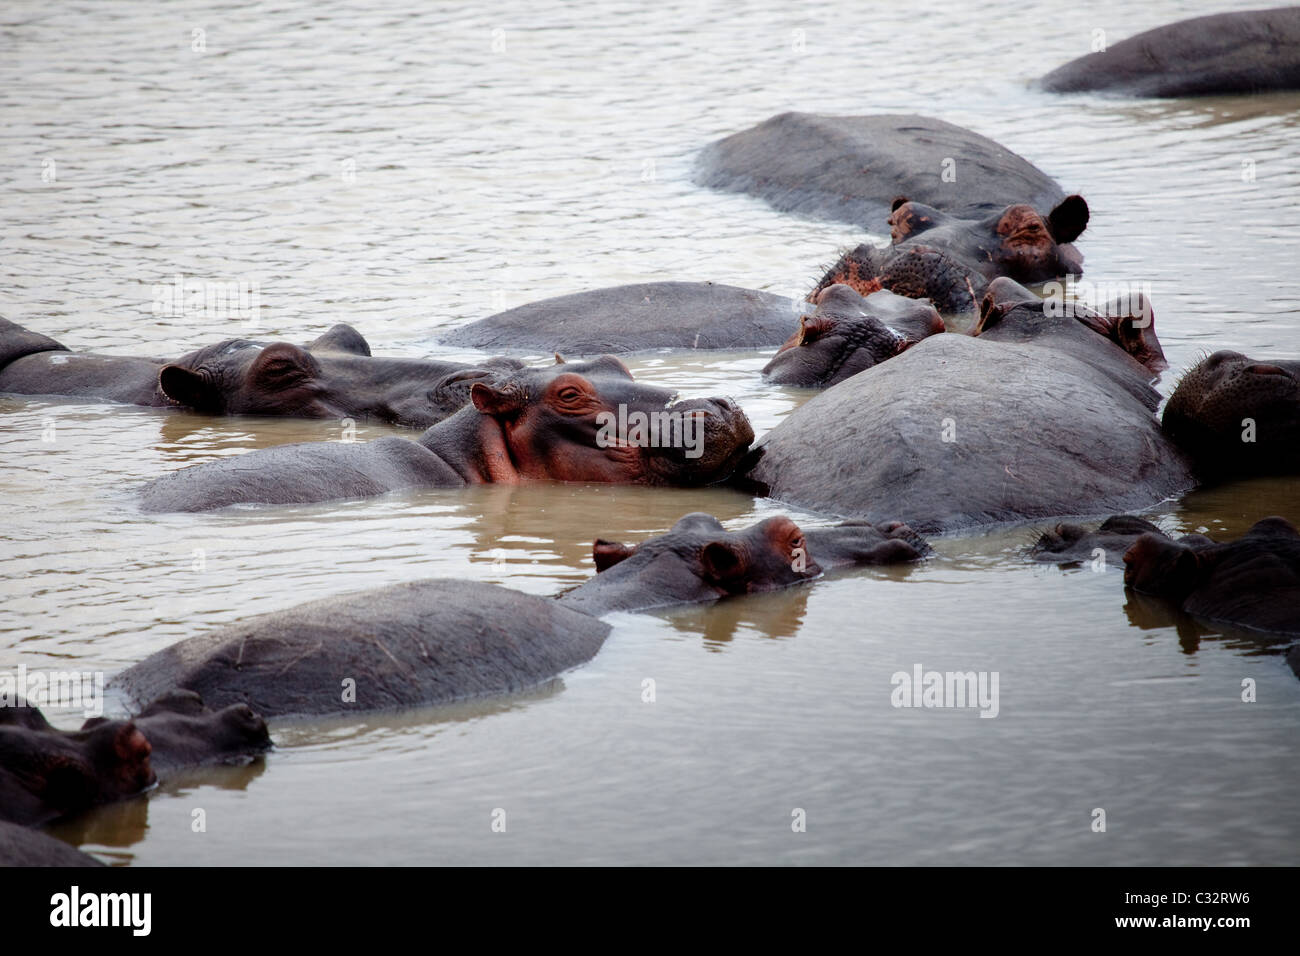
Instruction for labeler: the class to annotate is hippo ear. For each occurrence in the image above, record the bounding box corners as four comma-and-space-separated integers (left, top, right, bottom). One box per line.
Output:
554, 353, 566, 365
890, 196, 910, 212
308, 324, 371, 356
700, 541, 747, 593
592, 539, 636, 572
470, 381, 525, 417
1047, 195, 1089, 244
1110, 295, 1167, 373
796, 315, 834, 346
158, 365, 221, 412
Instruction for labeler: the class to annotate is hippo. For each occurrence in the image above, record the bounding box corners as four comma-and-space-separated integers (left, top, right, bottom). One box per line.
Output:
809, 195, 1090, 313
762, 285, 945, 388
1162, 351, 1300, 479
138, 356, 755, 512
1030, 515, 1211, 566
114, 513, 929, 718
738, 277, 1189, 534
1122, 517, 1300, 639
695, 113, 1070, 229
1039, 7, 1300, 98
744, 278, 1300, 533
0, 316, 522, 428
0, 692, 269, 826
0, 820, 103, 867
0, 705, 154, 827
439, 281, 801, 354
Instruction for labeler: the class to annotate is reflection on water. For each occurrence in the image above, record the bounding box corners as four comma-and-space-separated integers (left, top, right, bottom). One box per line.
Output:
1, 0, 1298, 865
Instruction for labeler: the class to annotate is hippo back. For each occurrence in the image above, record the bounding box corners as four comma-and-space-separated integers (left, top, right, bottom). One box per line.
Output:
112, 580, 611, 718
441, 281, 800, 353
745, 333, 1196, 534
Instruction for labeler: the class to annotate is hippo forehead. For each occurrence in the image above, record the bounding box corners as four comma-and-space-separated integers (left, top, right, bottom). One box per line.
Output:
502, 356, 677, 405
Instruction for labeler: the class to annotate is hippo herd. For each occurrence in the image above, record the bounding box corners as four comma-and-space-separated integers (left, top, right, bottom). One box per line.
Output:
4, 8, 1300, 865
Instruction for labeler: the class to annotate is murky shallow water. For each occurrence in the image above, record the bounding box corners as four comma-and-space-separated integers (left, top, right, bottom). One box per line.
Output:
2, 0, 1298, 865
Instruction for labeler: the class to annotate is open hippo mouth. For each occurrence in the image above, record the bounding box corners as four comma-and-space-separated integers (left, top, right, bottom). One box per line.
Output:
643, 395, 755, 485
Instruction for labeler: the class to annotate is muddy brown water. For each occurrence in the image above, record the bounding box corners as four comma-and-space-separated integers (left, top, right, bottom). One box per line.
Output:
1, 0, 1297, 864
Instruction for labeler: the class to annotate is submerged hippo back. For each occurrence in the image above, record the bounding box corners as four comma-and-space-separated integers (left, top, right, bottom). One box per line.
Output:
112, 580, 611, 718
745, 333, 1195, 534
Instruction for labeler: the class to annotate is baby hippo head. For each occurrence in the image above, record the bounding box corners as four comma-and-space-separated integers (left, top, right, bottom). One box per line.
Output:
588, 513, 823, 610
575, 513, 931, 614
763, 285, 944, 388
1162, 350, 1300, 477
467, 357, 754, 486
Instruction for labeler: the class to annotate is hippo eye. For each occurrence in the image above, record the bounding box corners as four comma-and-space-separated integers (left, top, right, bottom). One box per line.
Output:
558, 386, 582, 403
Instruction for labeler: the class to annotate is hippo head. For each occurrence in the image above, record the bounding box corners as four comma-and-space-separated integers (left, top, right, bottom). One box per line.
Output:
763, 285, 945, 388
1162, 351, 1300, 477
157, 324, 522, 428
586, 513, 820, 610
129, 689, 272, 770
888, 195, 1090, 283
974, 277, 1168, 375
1122, 532, 1205, 602
461, 357, 754, 486
561, 513, 930, 615
0, 711, 155, 824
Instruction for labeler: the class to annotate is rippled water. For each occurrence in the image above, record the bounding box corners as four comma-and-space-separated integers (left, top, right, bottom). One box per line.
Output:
2, 0, 1298, 865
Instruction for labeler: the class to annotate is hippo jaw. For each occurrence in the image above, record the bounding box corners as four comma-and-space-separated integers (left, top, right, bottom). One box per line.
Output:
1162, 351, 1300, 476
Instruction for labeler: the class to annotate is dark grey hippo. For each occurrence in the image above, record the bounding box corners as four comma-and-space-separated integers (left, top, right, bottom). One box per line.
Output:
0, 820, 103, 867
440, 281, 801, 353
1040, 7, 1300, 97
1031, 515, 1211, 566
762, 285, 945, 388
0, 316, 521, 429
138, 357, 755, 513
741, 279, 1300, 534
808, 195, 1090, 314
695, 113, 1069, 229
739, 277, 1187, 533
1122, 516, 1300, 640
113, 513, 929, 719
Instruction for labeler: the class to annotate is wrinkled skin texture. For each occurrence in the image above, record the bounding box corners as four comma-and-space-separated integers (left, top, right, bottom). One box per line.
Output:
695, 112, 1069, 228
562, 512, 930, 616
115, 513, 927, 718
1122, 517, 1300, 641
1040, 7, 1300, 97
1031, 515, 1213, 565
442, 282, 801, 353
811, 195, 1090, 313
0, 820, 103, 867
1162, 350, 1300, 478
0, 316, 521, 428
740, 278, 1195, 534
138, 356, 755, 512
762, 286, 945, 388
0, 705, 154, 826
